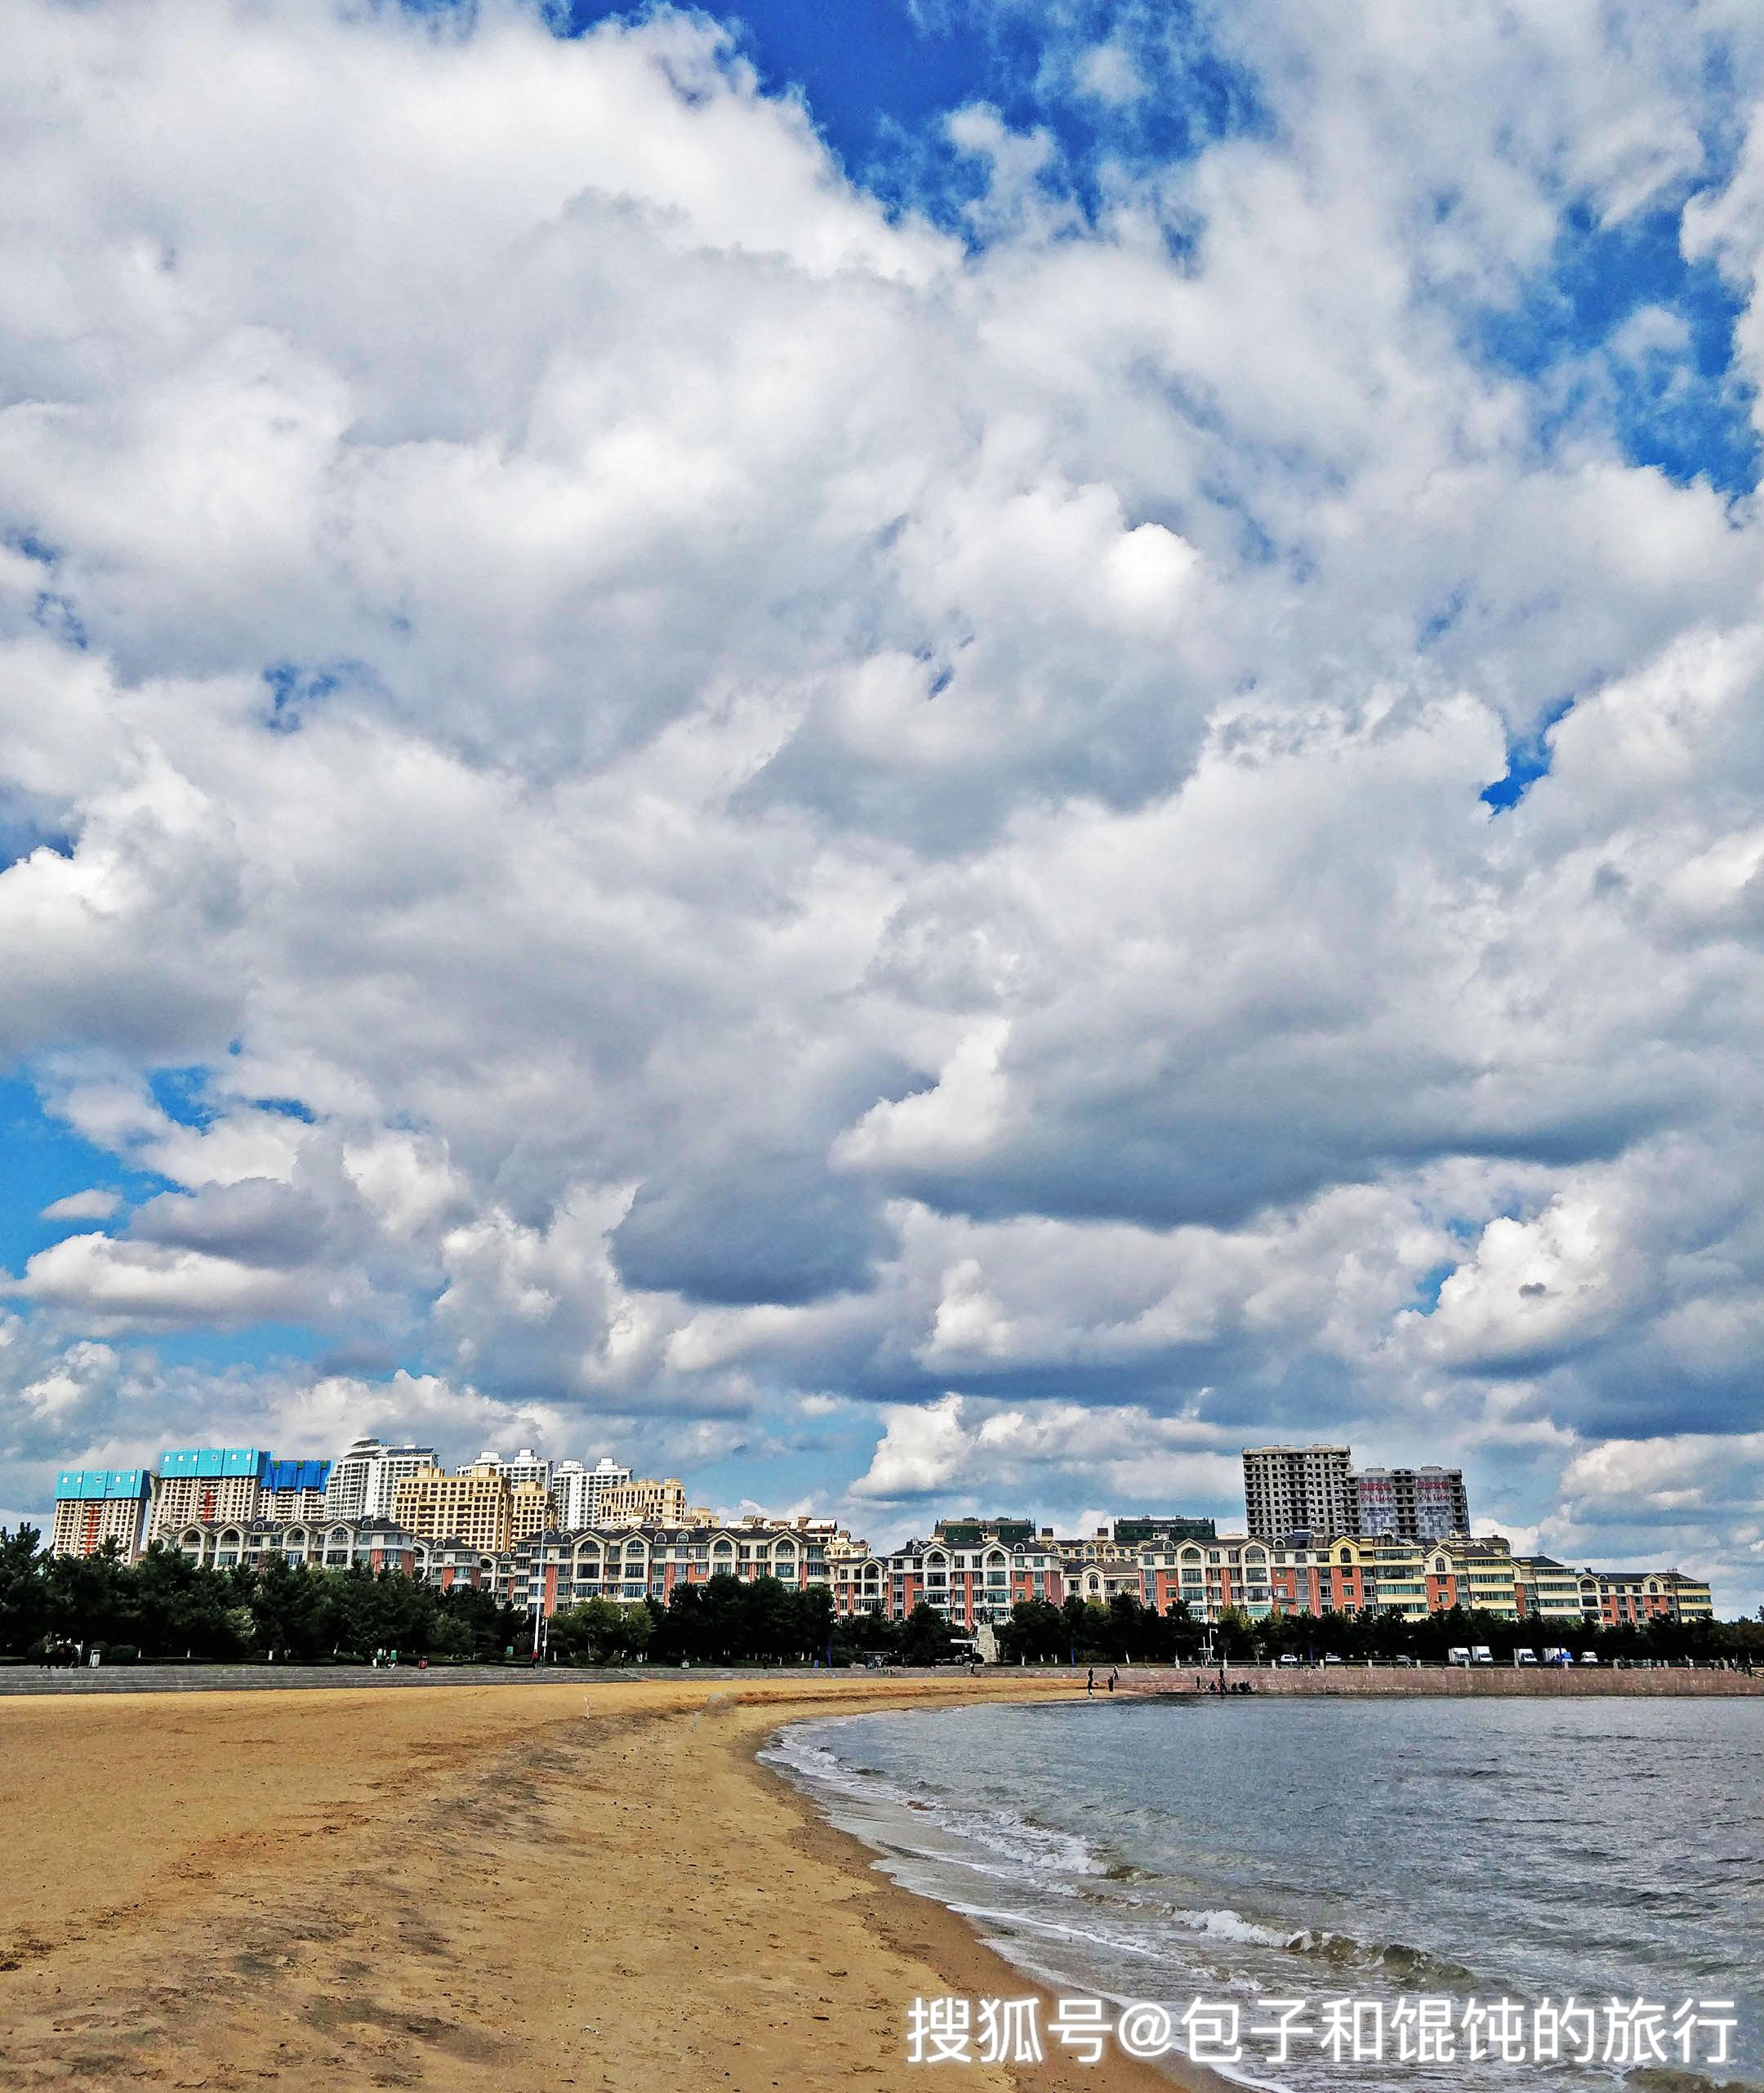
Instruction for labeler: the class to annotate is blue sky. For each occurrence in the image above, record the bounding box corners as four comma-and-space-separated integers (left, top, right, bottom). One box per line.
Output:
5, 0, 1764, 1604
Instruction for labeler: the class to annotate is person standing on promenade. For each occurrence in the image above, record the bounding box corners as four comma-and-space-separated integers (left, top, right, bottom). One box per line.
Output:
1086, 1668, 1094, 1696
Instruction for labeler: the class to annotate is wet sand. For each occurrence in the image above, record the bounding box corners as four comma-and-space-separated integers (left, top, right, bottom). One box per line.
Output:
0, 1672, 1214, 2091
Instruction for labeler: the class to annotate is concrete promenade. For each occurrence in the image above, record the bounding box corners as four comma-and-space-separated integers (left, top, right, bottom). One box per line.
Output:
3, 1658, 1760, 1696
1149, 1659, 1764, 1697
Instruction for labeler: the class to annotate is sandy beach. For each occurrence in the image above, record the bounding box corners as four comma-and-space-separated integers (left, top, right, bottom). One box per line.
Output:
0, 1672, 1209, 2093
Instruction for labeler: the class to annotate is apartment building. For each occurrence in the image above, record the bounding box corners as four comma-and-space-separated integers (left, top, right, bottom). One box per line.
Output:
1141, 1537, 1276, 1619
393, 1467, 518, 1553
1657, 1571, 1715, 1621
173, 1517, 420, 1576
505, 1516, 848, 1616
1514, 1554, 1586, 1622
1579, 1567, 1715, 1626
153, 1448, 273, 1534
324, 1439, 439, 1521
1243, 1444, 1472, 1544
1441, 1537, 1521, 1619
50, 1468, 154, 1561
1112, 1515, 1218, 1546
261, 1458, 332, 1523
149, 1448, 332, 1536
595, 1476, 704, 1527
551, 1457, 634, 1530
1350, 1465, 1470, 1542
1242, 1445, 1356, 1541
843, 1532, 1067, 1632
465, 1448, 552, 1494
145, 1491, 1720, 1641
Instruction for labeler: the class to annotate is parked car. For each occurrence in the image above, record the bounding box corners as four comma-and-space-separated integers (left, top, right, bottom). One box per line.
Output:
1471, 1646, 1494, 1665
1578, 1651, 1601, 1664
1448, 1646, 1472, 1666
1514, 1649, 1539, 1664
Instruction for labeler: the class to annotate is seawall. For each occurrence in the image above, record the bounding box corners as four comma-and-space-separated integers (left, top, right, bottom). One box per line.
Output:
1124, 1662, 1764, 1697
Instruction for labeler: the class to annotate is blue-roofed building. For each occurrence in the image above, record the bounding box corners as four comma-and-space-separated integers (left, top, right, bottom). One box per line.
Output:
50, 1468, 154, 1561
149, 1448, 331, 1539
261, 1457, 332, 1522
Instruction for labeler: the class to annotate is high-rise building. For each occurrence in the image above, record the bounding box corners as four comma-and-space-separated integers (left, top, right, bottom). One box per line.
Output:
261, 1457, 332, 1522
1241, 1445, 1355, 1541
51, 1469, 155, 1560
323, 1438, 439, 1521
463, 1447, 552, 1495
1349, 1465, 1469, 1541
597, 1476, 693, 1527
393, 1467, 514, 1553
153, 1448, 271, 1534
552, 1457, 635, 1530
509, 1481, 555, 1547
151, 1448, 334, 1535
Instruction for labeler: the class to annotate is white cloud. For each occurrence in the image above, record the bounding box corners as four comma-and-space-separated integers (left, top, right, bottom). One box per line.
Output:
3, 0, 1764, 1603
852, 1390, 1244, 1512
38, 1189, 120, 1223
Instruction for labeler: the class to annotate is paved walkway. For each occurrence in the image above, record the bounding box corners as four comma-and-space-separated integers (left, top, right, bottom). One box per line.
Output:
1, 1662, 578, 1694
0, 1661, 858, 1694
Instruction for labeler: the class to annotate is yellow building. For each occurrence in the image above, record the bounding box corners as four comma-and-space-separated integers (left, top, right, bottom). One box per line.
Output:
1514, 1554, 1584, 1621
1660, 1572, 1714, 1621
597, 1476, 692, 1527
509, 1481, 555, 1547
393, 1467, 515, 1553
1444, 1536, 1521, 1618
1357, 1534, 1432, 1619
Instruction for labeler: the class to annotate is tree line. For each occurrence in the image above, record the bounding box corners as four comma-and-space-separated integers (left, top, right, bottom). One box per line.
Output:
5, 1525, 1757, 1671
992, 1591, 1764, 1668
0, 1527, 526, 1663
0, 1526, 961, 1668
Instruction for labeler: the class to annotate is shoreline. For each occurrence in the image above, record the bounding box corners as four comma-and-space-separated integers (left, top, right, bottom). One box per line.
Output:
745, 1700, 1228, 2093
0, 1672, 1214, 2092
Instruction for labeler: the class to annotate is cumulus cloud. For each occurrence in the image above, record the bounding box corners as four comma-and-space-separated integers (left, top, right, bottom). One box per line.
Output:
38, 1189, 120, 1223
852, 1391, 1244, 1513
3, 0, 1764, 1602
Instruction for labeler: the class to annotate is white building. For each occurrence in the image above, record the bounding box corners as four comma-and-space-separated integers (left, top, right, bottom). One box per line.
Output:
323, 1437, 439, 1521
465, 1446, 553, 1494
551, 1455, 633, 1530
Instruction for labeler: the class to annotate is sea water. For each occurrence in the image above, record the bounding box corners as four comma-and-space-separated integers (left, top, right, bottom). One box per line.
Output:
763, 1694, 1763, 2091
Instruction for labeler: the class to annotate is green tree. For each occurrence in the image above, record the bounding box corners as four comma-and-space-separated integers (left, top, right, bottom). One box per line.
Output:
995, 1596, 1066, 1663
42, 1542, 135, 1652
249, 1553, 333, 1660
0, 1525, 47, 1654
898, 1601, 956, 1665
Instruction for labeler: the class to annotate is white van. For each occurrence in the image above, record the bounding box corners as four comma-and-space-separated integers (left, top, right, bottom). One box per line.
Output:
1448, 1646, 1472, 1665
1514, 1648, 1539, 1664
1471, 1646, 1494, 1665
